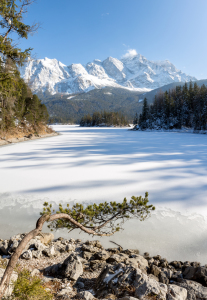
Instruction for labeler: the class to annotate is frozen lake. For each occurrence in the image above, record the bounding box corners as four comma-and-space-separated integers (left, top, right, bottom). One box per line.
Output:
1, 125, 207, 263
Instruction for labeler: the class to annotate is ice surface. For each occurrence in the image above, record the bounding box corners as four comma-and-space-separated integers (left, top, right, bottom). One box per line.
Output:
1, 126, 207, 263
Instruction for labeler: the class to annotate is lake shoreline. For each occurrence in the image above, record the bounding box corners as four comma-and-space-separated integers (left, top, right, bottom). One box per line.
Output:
0, 131, 59, 147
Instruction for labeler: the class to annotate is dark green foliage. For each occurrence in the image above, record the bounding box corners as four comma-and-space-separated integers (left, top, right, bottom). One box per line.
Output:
80, 111, 128, 127
0, 1, 49, 133
41, 193, 155, 236
137, 82, 207, 131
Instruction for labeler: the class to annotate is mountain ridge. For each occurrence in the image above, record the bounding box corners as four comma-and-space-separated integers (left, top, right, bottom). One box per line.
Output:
20, 53, 197, 95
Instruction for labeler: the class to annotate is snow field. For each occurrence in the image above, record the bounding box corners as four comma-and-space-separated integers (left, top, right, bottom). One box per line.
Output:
0, 125, 207, 263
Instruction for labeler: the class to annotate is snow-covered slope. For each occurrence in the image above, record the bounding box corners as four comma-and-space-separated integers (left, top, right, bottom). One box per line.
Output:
20, 53, 197, 95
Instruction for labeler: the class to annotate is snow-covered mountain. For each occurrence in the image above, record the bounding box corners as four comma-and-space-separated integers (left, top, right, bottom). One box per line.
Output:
20, 53, 197, 95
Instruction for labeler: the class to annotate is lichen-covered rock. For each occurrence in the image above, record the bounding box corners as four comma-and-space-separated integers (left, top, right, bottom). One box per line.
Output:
63, 253, 83, 281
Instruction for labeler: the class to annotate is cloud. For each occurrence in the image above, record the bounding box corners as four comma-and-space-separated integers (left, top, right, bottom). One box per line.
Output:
122, 49, 138, 59
102, 13, 109, 17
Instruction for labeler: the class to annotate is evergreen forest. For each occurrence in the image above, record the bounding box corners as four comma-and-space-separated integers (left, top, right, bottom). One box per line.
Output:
0, 0, 50, 138
80, 111, 128, 127
136, 82, 207, 131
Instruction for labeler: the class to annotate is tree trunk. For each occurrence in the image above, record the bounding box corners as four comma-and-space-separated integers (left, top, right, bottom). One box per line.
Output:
0, 212, 113, 299
0, 214, 50, 299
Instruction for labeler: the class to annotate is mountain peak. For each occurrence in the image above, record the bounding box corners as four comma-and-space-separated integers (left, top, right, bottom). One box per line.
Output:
20, 53, 197, 95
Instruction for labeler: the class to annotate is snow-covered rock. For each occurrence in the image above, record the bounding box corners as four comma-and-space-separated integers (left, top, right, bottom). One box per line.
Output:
20, 53, 196, 95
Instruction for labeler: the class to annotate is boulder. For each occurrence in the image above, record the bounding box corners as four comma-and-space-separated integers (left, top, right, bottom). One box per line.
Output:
43, 245, 56, 257
0, 267, 18, 297
107, 253, 128, 264
32, 250, 42, 259
83, 251, 94, 261
90, 260, 106, 270
167, 284, 187, 300
66, 244, 75, 252
175, 279, 207, 300
0, 241, 9, 255
150, 264, 161, 277
95, 264, 133, 298
63, 253, 83, 281
78, 291, 95, 300
34, 241, 46, 252
22, 249, 33, 260
30, 269, 41, 277
121, 249, 139, 255
134, 268, 167, 299
94, 250, 110, 261
82, 244, 100, 253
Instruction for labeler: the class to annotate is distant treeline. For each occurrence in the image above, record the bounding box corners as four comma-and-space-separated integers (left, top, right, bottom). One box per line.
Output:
135, 82, 207, 131
80, 111, 128, 127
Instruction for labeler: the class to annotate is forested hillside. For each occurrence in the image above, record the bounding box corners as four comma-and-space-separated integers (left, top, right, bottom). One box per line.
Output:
0, 0, 50, 139
136, 82, 207, 131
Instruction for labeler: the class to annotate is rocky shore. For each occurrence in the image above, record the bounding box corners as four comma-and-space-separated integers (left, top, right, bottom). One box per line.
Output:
1, 233, 207, 299
0, 132, 59, 147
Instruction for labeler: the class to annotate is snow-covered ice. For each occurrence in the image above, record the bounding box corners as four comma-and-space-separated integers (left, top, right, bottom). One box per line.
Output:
1, 125, 207, 263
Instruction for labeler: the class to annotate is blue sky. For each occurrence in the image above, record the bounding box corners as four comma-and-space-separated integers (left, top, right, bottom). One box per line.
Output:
18, 0, 207, 79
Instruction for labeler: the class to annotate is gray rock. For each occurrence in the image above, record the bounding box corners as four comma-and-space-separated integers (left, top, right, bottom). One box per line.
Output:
134, 268, 167, 299
90, 260, 106, 270
0, 267, 18, 297
95, 264, 133, 298
58, 288, 72, 295
83, 251, 94, 261
82, 244, 100, 253
175, 279, 207, 300
159, 271, 169, 284
8, 240, 19, 252
150, 264, 161, 277
107, 253, 129, 264
31, 269, 41, 277
182, 266, 196, 280
167, 284, 187, 300
69, 238, 75, 243
32, 250, 42, 259
94, 250, 110, 261
34, 241, 46, 252
170, 261, 182, 269
66, 243, 75, 252
0, 240, 9, 255
63, 253, 83, 281
119, 297, 139, 300
43, 245, 56, 257
122, 249, 139, 255
78, 291, 95, 300
22, 249, 33, 260
162, 268, 173, 279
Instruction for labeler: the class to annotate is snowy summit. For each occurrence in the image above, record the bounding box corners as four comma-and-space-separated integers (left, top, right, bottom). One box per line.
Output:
20, 53, 197, 95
